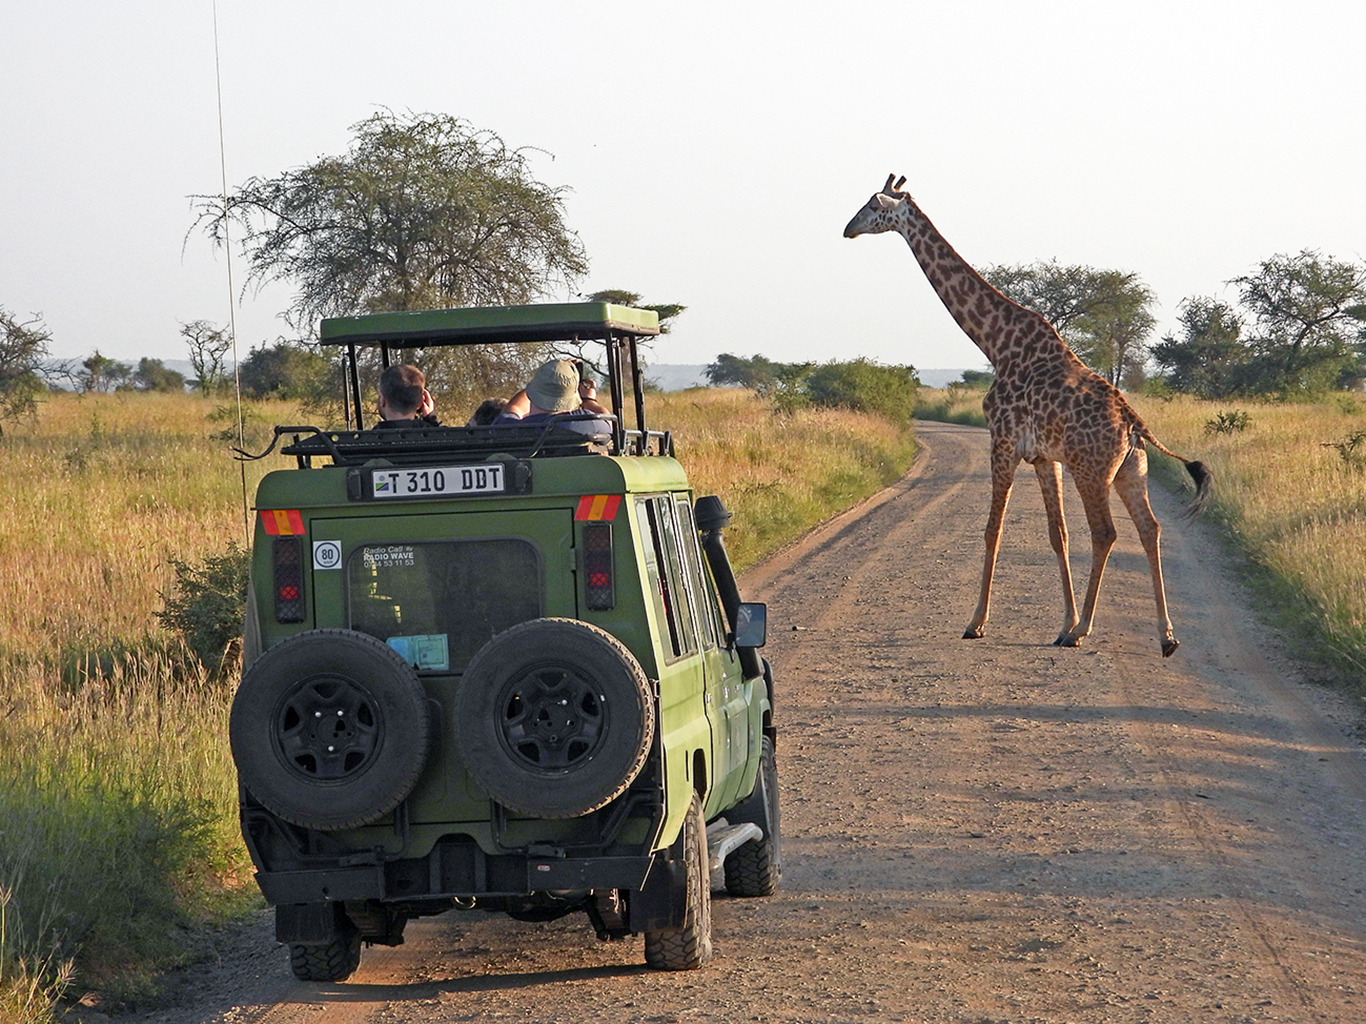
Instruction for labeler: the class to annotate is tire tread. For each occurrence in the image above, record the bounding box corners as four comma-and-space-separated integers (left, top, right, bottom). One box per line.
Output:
289, 933, 361, 982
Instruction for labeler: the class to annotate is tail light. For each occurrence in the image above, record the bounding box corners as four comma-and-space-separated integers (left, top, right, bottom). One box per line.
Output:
582, 522, 614, 610
273, 537, 306, 623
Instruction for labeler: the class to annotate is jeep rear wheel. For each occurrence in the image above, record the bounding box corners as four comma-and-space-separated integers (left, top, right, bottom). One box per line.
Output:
454, 618, 654, 819
644, 792, 713, 970
230, 629, 430, 831
289, 933, 361, 982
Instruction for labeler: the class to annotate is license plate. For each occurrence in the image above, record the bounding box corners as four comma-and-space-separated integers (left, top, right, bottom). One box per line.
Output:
371, 464, 505, 499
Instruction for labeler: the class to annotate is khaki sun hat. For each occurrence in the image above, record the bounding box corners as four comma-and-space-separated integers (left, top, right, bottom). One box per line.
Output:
526, 359, 582, 413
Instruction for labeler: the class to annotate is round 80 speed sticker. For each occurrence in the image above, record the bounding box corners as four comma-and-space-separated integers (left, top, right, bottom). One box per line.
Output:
313, 540, 343, 570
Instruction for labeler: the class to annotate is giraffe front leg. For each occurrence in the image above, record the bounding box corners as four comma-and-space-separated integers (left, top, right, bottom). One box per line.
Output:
964, 457, 1015, 640
1034, 460, 1079, 645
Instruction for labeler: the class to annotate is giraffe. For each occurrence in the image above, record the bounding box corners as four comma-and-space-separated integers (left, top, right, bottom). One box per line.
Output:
844, 174, 1211, 657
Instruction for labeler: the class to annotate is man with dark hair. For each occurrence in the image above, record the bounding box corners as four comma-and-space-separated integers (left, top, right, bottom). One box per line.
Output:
377, 364, 440, 427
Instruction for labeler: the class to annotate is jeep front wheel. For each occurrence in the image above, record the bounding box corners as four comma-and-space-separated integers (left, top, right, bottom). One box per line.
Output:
454, 618, 654, 819
724, 736, 781, 897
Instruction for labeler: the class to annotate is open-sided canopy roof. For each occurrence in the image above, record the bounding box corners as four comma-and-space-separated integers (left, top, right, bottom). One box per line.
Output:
319, 302, 661, 348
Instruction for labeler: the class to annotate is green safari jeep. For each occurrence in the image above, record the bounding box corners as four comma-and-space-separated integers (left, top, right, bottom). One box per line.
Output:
231, 303, 778, 981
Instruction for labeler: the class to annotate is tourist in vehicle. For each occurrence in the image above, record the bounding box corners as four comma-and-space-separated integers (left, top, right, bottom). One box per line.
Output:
494, 359, 610, 433
466, 397, 508, 426
376, 364, 440, 427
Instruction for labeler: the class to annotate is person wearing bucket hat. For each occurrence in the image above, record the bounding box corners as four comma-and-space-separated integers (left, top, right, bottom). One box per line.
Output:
495, 358, 609, 427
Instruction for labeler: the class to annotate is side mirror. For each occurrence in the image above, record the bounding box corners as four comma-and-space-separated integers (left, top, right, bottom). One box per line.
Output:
734, 602, 767, 648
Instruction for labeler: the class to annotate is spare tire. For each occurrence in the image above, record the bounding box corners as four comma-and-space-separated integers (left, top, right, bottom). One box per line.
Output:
230, 629, 430, 831
454, 618, 654, 819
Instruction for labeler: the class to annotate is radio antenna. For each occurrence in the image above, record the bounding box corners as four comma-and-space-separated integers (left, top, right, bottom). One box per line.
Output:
212, 0, 251, 547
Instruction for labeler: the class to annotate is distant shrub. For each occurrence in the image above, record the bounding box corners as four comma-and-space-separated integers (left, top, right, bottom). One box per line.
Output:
706, 354, 919, 423
956, 369, 995, 389
1205, 409, 1251, 435
238, 340, 335, 401
156, 545, 250, 676
805, 358, 919, 422
1323, 429, 1366, 471
131, 357, 187, 393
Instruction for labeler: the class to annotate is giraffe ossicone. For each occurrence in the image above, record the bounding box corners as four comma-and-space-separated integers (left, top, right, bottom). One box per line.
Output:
844, 174, 1211, 657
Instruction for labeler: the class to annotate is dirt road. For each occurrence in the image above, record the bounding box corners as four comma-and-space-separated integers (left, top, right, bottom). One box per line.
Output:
110, 419, 1366, 1024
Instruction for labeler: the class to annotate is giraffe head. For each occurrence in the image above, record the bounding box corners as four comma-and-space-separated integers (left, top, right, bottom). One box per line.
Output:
843, 174, 910, 238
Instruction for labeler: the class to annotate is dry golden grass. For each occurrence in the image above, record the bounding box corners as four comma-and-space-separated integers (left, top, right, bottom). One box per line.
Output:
0, 392, 282, 1008
1131, 392, 1366, 679
0, 392, 287, 667
653, 388, 917, 568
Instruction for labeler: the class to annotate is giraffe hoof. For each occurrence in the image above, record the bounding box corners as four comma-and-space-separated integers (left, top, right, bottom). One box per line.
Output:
1057, 634, 1082, 648
1162, 637, 1180, 658
962, 626, 985, 640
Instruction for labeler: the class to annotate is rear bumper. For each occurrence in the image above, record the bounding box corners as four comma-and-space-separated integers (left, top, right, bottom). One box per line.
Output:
255, 841, 655, 905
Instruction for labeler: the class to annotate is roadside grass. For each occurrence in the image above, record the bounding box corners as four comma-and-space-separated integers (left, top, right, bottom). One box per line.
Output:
0, 392, 280, 1013
654, 388, 917, 569
1130, 393, 1366, 686
913, 385, 989, 428
0, 656, 255, 1005
0, 386, 916, 1016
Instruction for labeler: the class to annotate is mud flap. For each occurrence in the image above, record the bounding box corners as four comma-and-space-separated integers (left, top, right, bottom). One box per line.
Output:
276, 902, 353, 945
628, 845, 688, 932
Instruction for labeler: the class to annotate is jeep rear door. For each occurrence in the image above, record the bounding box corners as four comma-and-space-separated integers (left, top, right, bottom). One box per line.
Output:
308, 509, 576, 672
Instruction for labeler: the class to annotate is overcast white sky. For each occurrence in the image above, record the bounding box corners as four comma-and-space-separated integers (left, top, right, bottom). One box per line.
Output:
2, 1, 1363, 375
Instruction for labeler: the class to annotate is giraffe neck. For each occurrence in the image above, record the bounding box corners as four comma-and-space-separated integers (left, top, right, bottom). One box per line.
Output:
892, 199, 1059, 371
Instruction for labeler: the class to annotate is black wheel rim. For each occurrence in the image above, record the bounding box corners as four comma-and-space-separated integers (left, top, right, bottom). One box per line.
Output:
495, 663, 608, 773
274, 673, 382, 782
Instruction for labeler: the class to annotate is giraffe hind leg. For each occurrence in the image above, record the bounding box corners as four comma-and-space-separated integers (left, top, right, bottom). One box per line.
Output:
1113, 452, 1179, 656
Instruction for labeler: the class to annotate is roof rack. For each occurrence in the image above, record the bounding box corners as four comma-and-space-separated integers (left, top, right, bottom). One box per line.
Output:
317, 302, 663, 453
319, 302, 659, 348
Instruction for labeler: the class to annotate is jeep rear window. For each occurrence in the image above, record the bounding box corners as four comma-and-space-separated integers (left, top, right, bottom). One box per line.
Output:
347, 540, 540, 672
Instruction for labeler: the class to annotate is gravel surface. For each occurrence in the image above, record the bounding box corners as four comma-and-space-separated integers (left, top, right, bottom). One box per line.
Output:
96, 419, 1366, 1024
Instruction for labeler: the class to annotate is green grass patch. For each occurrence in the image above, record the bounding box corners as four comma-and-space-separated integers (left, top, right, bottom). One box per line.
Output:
913, 386, 988, 428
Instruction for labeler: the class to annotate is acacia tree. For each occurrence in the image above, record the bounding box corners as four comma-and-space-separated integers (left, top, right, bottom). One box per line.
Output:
194, 111, 589, 326
80, 350, 131, 392
583, 289, 687, 334
132, 357, 187, 393
0, 306, 53, 432
983, 260, 1157, 386
1233, 250, 1366, 394
181, 320, 232, 394
1154, 253, 1366, 397
1150, 297, 1247, 398
193, 112, 591, 416
580, 289, 687, 387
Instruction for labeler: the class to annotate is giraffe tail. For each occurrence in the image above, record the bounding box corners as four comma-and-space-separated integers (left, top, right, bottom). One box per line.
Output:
1135, 427, 1214, 518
